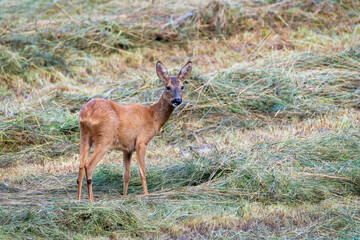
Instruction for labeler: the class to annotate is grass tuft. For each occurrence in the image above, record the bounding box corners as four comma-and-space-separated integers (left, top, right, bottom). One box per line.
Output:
1, 0, 359, 238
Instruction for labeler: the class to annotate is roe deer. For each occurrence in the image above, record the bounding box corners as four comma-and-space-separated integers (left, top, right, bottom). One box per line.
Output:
77, 61, 192, 202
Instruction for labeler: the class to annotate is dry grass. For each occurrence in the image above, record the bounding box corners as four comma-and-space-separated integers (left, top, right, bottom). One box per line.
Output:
1, 0, 360, 239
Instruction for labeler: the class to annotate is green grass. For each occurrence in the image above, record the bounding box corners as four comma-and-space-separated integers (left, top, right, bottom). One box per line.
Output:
1, 0, 360, 239
87, 131, 359, 202
1, 48, 359, 167
1, 130, 359, 238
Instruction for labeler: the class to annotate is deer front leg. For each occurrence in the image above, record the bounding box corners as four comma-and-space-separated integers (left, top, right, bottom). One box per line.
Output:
123, 151, 132, 196
136, 143, 149, 195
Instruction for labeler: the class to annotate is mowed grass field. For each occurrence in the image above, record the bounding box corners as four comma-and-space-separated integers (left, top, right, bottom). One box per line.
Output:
0, 0, 359, 239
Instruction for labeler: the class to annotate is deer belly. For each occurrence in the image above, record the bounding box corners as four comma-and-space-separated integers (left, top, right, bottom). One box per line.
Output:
111, 138, 133, 152
111, 138, 126, 150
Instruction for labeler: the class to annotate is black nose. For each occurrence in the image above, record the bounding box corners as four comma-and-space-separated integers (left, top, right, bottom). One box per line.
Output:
171, 98, 182, 106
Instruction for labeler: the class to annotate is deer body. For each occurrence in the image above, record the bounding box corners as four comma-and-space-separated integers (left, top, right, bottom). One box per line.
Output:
77, 61, 192, 202
79, 99, 173, 152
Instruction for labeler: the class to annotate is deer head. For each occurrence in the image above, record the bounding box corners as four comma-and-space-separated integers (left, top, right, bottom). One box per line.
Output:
156, 61, 192, 107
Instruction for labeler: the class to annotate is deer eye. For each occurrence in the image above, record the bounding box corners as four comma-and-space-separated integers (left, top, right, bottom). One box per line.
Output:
181, 85, 184, 90
166, 86, 171, 90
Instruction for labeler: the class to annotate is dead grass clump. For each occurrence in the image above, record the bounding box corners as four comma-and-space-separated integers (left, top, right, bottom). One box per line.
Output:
92, 152, 235, 195
1, 197, 358, 239
1, 0, 359, 92
0, 93, 83, 167
0, 202, 154, 239
0, 131, 359, 238
1, 48, 358, 167
182, 48, 360, 125
1, 0, 359, 239
0, 45, 28, 77
210, 132, 360, 203
67, 132, 359, 204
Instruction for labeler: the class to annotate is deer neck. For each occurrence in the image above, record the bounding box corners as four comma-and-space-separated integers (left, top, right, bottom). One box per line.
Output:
150, 93, 175, 131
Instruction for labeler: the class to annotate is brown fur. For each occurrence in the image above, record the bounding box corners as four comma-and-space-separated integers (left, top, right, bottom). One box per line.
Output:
77, 61, 192, 202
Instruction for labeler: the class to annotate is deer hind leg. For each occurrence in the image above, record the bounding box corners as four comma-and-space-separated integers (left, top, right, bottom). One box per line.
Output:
136, 143, 149, 195
77, 126, 92, 201
123, 151, 133, 196
85, 142, 111, 202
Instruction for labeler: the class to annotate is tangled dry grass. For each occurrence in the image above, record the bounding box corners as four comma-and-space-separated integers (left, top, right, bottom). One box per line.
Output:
0, 0, 359, 239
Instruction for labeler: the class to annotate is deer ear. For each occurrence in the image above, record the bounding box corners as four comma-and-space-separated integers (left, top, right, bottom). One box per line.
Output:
156, 61, 169, 86
177, 61, 192, 81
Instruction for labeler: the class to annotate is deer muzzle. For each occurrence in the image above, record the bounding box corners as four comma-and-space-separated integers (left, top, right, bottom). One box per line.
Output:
171, 98, 182, 107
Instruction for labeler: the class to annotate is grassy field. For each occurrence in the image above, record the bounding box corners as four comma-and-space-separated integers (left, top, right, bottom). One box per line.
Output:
0, 0, 359, 239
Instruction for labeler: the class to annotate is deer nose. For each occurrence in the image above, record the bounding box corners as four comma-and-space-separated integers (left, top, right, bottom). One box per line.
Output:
171, 98, 182, 106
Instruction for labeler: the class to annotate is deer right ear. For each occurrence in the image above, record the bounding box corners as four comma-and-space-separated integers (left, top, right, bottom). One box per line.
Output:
177, 61, 192, 81
156, 61, 169, 86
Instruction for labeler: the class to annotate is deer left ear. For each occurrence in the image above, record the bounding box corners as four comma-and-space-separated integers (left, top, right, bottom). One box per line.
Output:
177, 61, 192, 81
156, 61, 170, 86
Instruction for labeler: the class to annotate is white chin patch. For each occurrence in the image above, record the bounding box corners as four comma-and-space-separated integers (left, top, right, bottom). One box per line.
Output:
172, 103, 180, 107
